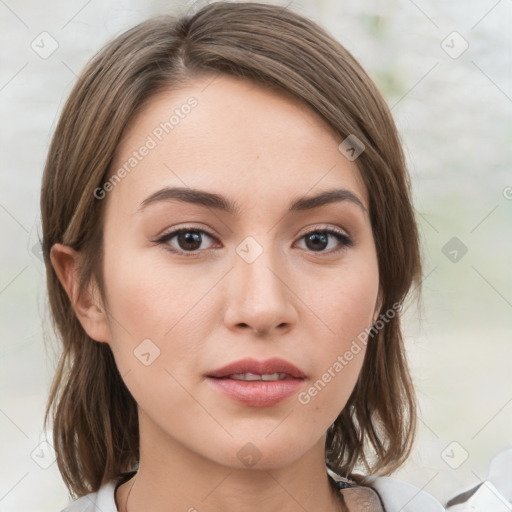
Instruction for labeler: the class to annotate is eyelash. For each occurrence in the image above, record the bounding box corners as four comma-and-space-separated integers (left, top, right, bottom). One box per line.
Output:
154, 225, 353, 257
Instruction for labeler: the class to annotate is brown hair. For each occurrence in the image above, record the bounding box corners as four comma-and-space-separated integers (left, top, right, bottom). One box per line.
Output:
41, 1, 421, 498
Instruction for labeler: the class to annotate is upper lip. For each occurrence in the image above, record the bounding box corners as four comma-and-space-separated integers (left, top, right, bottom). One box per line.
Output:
207, 357, 307, 379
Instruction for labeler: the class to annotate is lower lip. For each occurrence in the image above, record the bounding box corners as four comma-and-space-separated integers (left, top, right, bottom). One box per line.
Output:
206, 377, 305, 407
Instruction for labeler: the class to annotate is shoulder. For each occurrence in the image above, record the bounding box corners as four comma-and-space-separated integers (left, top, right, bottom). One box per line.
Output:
366, 475, 446, 511
59, 481, 118, 512
328, 447, 512, 512
327, 467, 445, 511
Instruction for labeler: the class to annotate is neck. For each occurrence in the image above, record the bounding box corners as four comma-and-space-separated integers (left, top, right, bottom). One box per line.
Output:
118, 413, 343, 512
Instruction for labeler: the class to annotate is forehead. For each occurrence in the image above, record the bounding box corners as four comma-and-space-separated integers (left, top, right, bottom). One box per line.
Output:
106, 74, 368, 216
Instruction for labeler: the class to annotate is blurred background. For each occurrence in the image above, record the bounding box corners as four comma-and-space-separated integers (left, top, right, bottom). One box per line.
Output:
0, 0, 511, 510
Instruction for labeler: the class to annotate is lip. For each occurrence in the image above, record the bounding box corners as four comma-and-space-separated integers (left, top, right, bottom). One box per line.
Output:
206, 357, 307, 379
206, 357, 307, 407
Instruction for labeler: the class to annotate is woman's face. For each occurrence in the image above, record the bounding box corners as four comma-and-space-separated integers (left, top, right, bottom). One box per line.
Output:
95, 74, 380, 469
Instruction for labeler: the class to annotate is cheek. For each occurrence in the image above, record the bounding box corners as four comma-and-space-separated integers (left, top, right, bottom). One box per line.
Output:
100, 252, 208, 413
102, 245, 199, 334
298, 255, 379, 411
99, 245, 173, 371
100, 244, 217, 376
308, 253, 379, 343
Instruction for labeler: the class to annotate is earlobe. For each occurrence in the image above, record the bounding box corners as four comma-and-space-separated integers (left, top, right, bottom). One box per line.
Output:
50, 243, 111, 343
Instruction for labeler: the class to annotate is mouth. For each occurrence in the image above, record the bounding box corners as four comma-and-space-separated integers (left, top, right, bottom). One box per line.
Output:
206, 357, 307, 379
222, 372, 292, 381
206, 358, 307, 407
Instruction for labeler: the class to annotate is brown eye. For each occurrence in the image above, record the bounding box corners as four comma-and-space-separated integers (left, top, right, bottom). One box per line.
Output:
157, 228, 217, 255
297, 229, 353, 254
176, 231, 203, 251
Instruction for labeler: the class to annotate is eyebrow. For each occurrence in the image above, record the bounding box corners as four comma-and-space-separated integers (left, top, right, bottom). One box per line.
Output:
137, 186, 367, 215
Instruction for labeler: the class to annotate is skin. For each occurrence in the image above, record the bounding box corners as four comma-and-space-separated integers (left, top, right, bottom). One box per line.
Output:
51, 74, 381, 512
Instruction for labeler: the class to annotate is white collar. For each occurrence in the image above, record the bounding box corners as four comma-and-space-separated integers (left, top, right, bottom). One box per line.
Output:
327, 467, 446, 511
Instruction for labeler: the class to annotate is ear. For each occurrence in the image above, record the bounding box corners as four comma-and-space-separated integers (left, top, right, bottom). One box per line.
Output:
50, 243, 112, 343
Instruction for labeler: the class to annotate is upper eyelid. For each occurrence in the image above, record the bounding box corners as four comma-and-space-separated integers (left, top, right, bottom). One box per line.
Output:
157, 224, 350, 240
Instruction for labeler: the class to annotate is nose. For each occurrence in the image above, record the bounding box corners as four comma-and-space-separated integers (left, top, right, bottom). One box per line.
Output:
223, 239, 297, 337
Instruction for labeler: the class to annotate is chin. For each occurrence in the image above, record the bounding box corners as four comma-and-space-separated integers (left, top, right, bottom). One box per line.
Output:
200, 432, 317, 471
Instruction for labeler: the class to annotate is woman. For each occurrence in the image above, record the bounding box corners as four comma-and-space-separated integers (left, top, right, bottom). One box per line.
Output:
41, 2, 446, 511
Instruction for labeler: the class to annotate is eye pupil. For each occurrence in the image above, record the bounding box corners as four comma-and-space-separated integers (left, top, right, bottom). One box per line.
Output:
305, 232, 328, 251
178, 231, 202, 251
